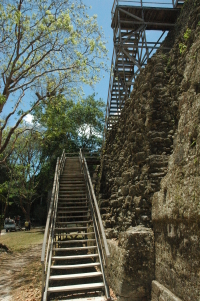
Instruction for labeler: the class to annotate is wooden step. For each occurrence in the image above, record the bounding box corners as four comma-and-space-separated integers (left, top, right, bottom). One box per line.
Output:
59, 195, 87, 198
59, 192, 86, 195
52, 253, 99, 260
48, 282, 104, 293
56, 232, 94, 235
55, 226, 91, 231
56, 215, 89, 219
60, 183, 85, 185
60, 178, 84, 180
57, 206, 88, 210
57, 202, 88, 206
58, 196, 87, 198
59, 183, 85, 185
53, 246, 97, 251
49, 272, 102, 280
51, 262, 100, 269
57, 210, 88, 213
61, 175, 84, 178
59, 189, 86, 192
56, 221, 92, 225
54, 232, 95, 237
60, 179, 84, 182
59, 194, 86, 197
59, 187, 86, 190
53, 239, 96, 244
64, 297, 106, 301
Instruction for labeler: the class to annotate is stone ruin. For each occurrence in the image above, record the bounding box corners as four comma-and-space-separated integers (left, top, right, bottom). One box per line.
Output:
98, 0, 200, 300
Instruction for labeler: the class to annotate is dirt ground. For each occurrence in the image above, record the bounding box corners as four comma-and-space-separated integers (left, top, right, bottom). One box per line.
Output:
0, 244, 42, 301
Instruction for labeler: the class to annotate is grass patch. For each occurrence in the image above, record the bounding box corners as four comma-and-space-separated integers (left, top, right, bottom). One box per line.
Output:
0, 229, 44, 252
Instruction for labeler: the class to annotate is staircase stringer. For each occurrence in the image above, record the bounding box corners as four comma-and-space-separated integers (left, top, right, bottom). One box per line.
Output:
43, 190, 59, 301
87, 190, 110, 300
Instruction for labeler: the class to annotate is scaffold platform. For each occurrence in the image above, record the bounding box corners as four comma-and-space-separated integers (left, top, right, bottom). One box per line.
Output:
104, 0, 184, 134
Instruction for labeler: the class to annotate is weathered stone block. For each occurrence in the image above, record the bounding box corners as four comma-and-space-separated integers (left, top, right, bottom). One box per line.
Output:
151, 281, 182, 301
121, 185, 129, 196
136, 152, 146, 163
122, 171, 132, 184
118, 197, 124, 206
106, 226, 154, 301
111, 200, 119, 208
99, 199, 109, 208
133, 196, 142, 207
115, 177, 123, 186
105, 228, 118, 239
129, 185, 136, 196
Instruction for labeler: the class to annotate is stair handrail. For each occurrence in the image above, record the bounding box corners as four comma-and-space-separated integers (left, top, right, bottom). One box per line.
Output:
41, 149, 66, 297
79, 149, 110, 261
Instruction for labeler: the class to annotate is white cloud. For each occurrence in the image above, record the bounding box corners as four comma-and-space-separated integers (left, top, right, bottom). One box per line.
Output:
24, 114, 34, 125
78, 124, 102, 138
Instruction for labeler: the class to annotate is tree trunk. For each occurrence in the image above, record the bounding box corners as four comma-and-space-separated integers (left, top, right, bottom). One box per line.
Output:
20, 197, 31, 221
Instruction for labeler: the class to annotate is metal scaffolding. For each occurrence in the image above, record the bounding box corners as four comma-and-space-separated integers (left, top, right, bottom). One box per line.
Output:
104, 0, 184, 136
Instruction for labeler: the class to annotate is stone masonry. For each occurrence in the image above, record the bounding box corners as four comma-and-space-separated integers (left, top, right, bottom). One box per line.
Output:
98, 0, 200, 300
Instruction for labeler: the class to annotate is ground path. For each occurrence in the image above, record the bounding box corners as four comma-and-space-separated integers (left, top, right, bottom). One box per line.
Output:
0, 243, 42, 301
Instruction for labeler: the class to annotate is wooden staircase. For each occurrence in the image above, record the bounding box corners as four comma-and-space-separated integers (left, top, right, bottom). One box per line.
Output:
41, 152, 110, 301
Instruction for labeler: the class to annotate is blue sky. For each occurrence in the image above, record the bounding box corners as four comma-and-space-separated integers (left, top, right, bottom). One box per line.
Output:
82, 0, 114, 104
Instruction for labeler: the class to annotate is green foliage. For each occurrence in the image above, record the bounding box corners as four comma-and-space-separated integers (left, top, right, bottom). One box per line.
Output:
0, 94, 6, 105
34, 93, 105, 154
179, 43, 187, 54
0, 129, 43, 220
179, 28, 191, 54
183, 28, 191, 40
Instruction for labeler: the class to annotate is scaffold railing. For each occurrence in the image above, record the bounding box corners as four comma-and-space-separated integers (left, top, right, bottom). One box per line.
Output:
112, 0, 183, 17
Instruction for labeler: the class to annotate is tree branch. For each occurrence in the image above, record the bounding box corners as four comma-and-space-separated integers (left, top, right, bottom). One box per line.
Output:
1, 91, 25, 131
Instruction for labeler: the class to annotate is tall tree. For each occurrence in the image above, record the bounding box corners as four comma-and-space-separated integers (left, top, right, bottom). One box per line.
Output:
0, 0, 107, 159
33, 93, 105, 154
0, 129, 43, 220
70, 94, 105, 152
